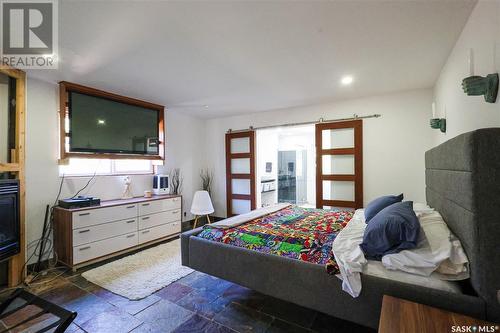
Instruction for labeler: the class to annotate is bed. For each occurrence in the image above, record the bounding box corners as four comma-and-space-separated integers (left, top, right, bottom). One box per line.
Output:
181, 128, 500, 329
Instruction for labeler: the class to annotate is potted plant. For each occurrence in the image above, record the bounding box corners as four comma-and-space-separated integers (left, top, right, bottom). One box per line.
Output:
170, 168, 183, 195
200, 168, 213, 196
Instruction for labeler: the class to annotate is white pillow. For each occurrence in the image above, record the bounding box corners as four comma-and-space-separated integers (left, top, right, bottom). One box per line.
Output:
381, 210, 469, 280
412, 202, 435, 217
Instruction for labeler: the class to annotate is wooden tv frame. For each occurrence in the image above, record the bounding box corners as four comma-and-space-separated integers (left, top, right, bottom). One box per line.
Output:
59, 81, 165, 161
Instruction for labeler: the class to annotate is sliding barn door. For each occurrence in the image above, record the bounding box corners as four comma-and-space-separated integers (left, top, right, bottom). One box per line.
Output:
316, 120, 363, 209
225, 131, 256, 217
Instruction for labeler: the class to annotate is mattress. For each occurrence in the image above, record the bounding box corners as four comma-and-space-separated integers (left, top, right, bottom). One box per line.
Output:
363, 260, 461, 294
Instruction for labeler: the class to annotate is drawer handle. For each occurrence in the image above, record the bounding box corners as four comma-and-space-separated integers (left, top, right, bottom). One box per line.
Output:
79, 246, 91, 251
78, 212, 90, 216
142, 230, 150, 234
142, 203, 150, 207
78, 229, 90, 234
126, 205, 136, 209
126, 220, 135, 224
126, 234, 135, 238
172, 210, 179, 214
142, 217, 150, 220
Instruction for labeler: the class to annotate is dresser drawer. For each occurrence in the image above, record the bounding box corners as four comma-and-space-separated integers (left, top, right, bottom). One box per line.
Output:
73, 232, 138, 264
72, 204, 138, 229
73, 218, 138, 247
138, 209, 181, 230
138, 221, 181, 244
138, 197, 181, 216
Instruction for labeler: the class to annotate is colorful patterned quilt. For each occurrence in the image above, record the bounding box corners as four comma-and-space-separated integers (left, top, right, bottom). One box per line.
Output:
196, 205, 354, 274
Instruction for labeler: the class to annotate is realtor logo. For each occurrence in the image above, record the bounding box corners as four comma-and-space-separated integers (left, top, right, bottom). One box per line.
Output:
0, 0, 58, 69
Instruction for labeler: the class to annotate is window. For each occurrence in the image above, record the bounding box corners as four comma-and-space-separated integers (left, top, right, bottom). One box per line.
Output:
59, 158, 153, 176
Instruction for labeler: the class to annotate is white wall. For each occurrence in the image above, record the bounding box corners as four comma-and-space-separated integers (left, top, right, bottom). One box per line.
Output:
206, 89, 434, 217
25, 77, 205, 262
433, 0, 500, 145
156, 110, 206, 221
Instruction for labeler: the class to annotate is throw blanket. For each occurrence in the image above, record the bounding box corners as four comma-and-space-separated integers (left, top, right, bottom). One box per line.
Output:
197, 205, 354, 273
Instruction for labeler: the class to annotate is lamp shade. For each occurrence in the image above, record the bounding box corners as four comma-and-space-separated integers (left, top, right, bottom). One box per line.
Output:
190, 190, 214, 215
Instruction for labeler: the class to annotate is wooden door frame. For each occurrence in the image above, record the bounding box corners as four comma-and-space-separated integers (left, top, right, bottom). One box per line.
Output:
0, 66, 26, 286
225, 131, 256, 217
315, 120, 363, 209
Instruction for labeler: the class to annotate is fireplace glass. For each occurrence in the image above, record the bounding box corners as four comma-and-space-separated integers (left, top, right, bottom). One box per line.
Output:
0, 180, 20, 262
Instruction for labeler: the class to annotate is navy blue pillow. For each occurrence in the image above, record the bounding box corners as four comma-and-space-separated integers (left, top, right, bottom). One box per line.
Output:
360, 201, 419, 260
364, 193, 404, 223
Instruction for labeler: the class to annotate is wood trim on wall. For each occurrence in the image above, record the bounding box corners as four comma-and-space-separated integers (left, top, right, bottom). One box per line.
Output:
225, 131, 256, 217
315, 120, 363, 209
58, 81, 165, 161
1, 66, 26, 287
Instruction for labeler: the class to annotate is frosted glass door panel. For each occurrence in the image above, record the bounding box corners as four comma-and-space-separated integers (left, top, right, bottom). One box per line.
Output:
232, 179, 251, 195
322, 128, 354, 149
322, 155, 355, 175
226, 130, 255, 215
322, 181, 355, 201
232, 199, 251, 215
230, 137, 250, 154
231, 158, 250, 174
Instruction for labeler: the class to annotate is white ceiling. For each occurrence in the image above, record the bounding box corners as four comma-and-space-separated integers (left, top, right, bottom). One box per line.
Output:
28, 0, 476, 118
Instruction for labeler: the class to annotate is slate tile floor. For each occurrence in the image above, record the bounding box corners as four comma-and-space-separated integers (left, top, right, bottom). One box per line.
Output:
0, 246, 376, 333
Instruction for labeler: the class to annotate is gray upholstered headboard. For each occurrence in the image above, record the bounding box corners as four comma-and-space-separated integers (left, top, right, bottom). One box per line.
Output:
425, 128, 500, 322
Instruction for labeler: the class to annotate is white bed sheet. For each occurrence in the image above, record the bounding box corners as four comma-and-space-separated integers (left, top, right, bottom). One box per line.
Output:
363, 260, 461, 294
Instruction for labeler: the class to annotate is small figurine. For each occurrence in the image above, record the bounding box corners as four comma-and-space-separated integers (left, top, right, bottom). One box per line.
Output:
122, 176, 133, 199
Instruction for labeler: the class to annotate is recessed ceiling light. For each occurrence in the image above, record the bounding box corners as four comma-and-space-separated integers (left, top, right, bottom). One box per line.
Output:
204, 105, 209, 108
341, 76, 354, 85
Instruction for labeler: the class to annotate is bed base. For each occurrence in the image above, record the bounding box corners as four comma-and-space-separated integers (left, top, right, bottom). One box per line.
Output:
181, 229, 484, 329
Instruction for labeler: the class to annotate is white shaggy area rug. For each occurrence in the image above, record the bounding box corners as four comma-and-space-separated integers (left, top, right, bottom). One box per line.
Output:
82, 239, 193, 300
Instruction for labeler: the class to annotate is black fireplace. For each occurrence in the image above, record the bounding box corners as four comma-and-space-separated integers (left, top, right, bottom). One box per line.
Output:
0, 180, 20, 262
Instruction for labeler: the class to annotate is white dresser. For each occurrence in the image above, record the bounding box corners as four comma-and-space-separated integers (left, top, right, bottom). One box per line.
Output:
54, 195, 182, 270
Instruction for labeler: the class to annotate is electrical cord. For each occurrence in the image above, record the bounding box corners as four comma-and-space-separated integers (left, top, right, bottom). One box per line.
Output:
70, 171, 97, 199
19, 174, 66, 284
21, 169, 99, 285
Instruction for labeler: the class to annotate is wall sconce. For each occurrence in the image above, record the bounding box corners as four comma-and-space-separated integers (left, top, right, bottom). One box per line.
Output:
462, 74, 498, 103
430, 118, 446, 133
430, 102, 446, 133
461, 48, 499, 103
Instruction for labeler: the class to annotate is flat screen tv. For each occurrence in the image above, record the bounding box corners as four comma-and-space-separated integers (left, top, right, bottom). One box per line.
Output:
67, 90, 162, 156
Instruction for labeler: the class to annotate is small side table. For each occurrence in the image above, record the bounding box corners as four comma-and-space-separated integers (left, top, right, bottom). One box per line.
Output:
379, 295, 498, 333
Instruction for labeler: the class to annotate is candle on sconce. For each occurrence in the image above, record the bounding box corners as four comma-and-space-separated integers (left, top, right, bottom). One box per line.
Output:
432, 102, 436, 118
468, 48, 474, 76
